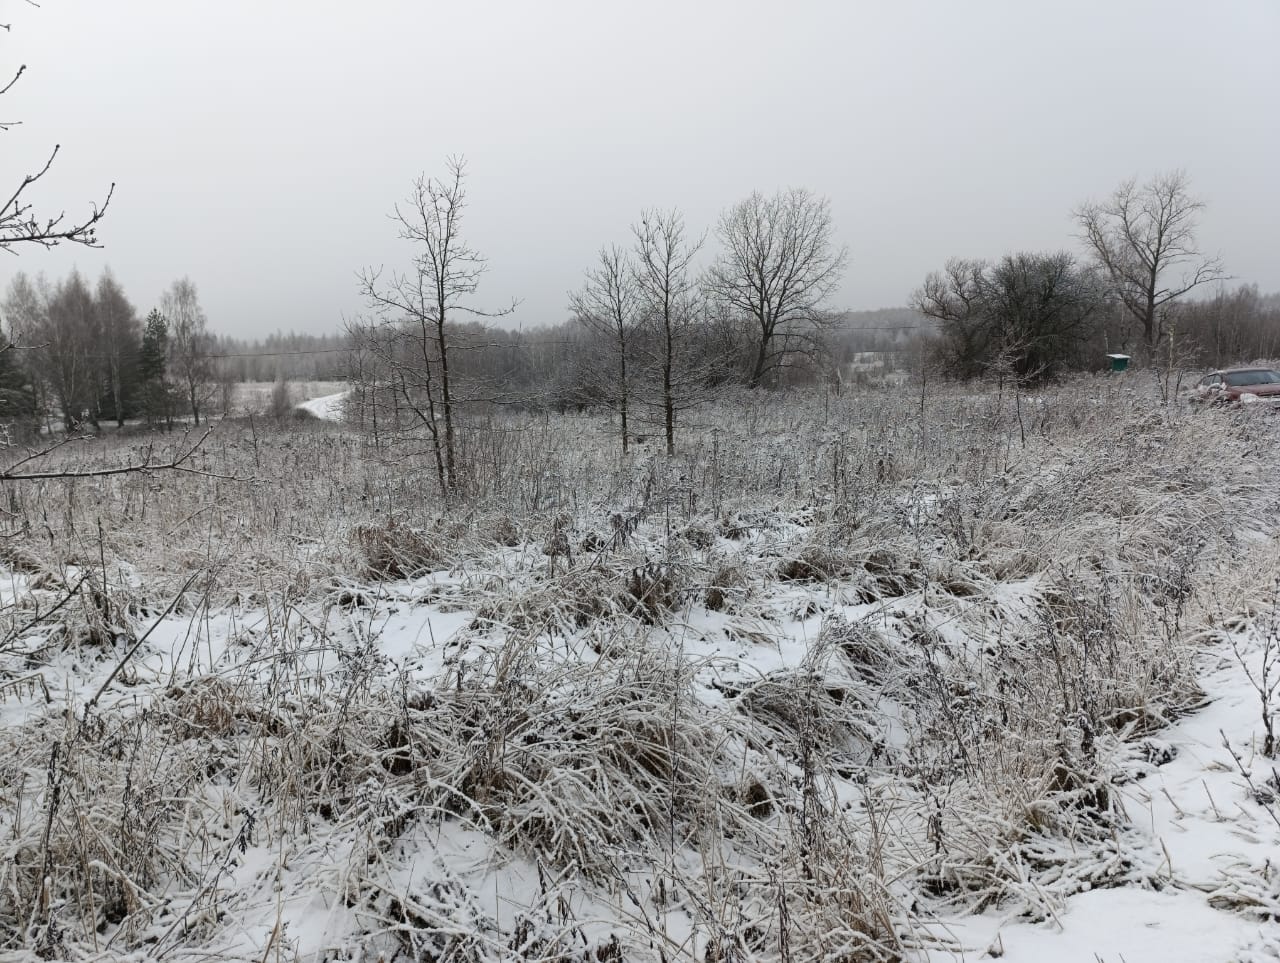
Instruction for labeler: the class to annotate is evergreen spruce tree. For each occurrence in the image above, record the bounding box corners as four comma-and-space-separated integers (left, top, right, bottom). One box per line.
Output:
139, 309, 170, 427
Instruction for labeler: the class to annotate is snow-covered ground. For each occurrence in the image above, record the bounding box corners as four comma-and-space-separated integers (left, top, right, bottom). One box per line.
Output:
927, 621, 1280, 962
296, 389, 350, 421
6, 551, 1274, 961
231, 380, 348, 416
2, 386, 1277, 960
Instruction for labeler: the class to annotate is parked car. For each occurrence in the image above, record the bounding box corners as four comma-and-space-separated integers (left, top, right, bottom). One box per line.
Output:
1193, 368, 1280, 408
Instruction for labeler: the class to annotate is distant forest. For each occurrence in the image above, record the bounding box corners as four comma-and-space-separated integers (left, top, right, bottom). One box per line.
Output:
0, 261, 1275, 436
212, 332, 350, 382
219, 307, 929, 386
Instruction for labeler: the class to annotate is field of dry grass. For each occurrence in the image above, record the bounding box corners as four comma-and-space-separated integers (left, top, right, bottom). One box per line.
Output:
1, 373, 1277, 961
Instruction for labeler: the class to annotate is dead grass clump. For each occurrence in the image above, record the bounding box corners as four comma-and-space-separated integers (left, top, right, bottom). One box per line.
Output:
472, 567, 625, 632
735, 671, 882, 767
1, 715, 214, 954
441, 518, 470, 541
163, 677, 240, 738
778, 543, 851, 582
736, 776, 775, 818
705, 563, 747, 612
983, 544, 1043, 581
826, 618, 899, 684
329, 585, 373, 610
490, 514, 521, 547
862, 547, 923, 597
680, 524, 715, 550
717, 512, 758, 540
0, 539, 54, 585
354, 519, 441, 579
625, 561, 681, 621
480, 658, 722, 877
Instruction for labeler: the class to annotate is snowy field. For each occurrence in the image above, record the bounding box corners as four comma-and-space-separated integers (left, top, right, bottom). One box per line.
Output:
230, 380, 349, 417
296, 389, 351, 420
0, 376, 1277, 961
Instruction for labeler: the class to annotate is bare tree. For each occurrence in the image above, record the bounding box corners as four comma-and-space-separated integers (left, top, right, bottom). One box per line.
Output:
95, 269, 140, 427
215, 358, 239, 417
1, 272, 51, 427
708, 188, 849, 387
569, 244, 642, 453
913, 252, 1105, 383
0, 11, 113, 251
357, 157, 513, 496
631, 209, 708, 456
342, 318, 385, 436
268, 372, 293, 422
9, 271, 101, 429
1175, 283, 1280, 367
1075, 171, 1227, 359
161, 277, 213, 426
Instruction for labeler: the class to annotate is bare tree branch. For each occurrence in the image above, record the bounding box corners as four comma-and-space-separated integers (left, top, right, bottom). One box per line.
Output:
1075, 171, 1228, 357
0, 427, 214, 482
355, 157, 514, 495
707, 188, 848, 388
1, 13, 113, 251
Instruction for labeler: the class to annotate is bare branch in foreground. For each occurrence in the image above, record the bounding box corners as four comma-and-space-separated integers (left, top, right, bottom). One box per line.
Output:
0, 427, 216, 481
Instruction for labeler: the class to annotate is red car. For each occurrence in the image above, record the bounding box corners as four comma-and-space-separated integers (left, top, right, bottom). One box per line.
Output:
1194, 368, 1280, 408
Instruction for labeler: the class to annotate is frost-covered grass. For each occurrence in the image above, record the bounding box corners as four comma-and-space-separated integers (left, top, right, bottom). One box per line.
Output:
1, 374, 1278, 960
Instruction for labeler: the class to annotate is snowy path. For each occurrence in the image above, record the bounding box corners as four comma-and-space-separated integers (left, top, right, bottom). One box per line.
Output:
296, 389, 349, 420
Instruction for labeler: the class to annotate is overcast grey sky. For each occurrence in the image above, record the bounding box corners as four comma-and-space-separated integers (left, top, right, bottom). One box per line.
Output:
4, 0, 1277, 338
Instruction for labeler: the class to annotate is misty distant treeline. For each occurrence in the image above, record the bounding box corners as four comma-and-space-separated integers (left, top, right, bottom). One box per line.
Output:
0, 261, 920, 440
2, 165, 1277, 448
0, 270, 216, 432
1, 264, 1275, 445
0, 271, 353, 432
355, 307, 922, 398
914, 172, 1280, 381
211, 332, 349, 382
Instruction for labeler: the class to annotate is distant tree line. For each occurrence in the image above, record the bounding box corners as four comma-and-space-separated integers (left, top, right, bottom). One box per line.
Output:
211, 332, 349, 383
0, 270, 217, 433
912, 171, 1276, 383
346, 307, 918, 416
1170, 286, 1280, 367
0, 270, 364, 436
5, 168, 1270, 453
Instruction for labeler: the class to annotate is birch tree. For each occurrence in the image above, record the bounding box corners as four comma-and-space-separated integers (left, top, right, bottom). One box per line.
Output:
631, 209, 706, 456
160, 278, 213, 426
569, 244, 642, 453
357, 157, 513, 496
94, 270, 140, 427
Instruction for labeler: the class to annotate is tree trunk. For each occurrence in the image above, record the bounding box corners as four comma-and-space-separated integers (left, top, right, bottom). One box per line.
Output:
663, 358, 674, 456
432, 314, 457, 492
749, 335, 769, 388
111, 358, 125, 427
619, 352, 629, 455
